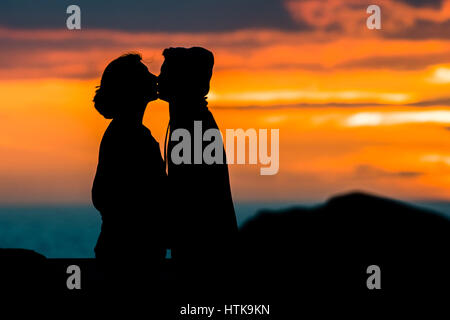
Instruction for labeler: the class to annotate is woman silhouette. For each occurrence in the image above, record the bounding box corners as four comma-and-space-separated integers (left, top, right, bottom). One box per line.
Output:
92, 54, 167, 277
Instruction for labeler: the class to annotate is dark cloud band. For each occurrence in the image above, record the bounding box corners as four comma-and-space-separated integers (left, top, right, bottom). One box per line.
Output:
0, 0, 302, 32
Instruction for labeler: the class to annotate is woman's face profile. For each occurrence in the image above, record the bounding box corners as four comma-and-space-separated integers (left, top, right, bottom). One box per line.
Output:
141, 64, 158, 103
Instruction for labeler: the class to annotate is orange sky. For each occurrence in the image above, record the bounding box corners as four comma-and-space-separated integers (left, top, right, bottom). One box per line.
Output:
1, 1, 450, 204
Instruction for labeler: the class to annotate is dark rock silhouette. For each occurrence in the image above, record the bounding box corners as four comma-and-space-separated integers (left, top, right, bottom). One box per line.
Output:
0, 248, 46, 260
238, 191, 450, 303
0, 249, 47, 295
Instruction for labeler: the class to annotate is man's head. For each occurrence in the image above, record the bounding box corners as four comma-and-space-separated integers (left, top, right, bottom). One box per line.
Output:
158, 47, 214, 102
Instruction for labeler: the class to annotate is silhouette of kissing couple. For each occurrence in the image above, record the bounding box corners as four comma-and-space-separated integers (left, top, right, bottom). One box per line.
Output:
91, 47, 238, 286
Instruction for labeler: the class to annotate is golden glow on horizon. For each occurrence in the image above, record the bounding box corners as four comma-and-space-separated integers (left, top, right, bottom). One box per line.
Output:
208, 90, 412, 105
2, 77, 450, 203
1, 21, 450, 203
430, 67, 450, 84
345, 111, 450, 127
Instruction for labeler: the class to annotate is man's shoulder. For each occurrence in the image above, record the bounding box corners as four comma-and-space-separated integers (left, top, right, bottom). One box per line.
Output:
199, 108, 218, 128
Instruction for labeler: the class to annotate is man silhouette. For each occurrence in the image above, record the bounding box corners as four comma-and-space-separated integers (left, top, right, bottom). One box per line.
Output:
158, 47, 238, 273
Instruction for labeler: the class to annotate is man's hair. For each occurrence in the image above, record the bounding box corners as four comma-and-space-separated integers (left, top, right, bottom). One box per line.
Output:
93, 53, 148, 119
162, 47, 214, 98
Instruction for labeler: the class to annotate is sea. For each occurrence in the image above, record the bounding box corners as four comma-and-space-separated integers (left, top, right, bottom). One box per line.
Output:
0, 202, 449, 258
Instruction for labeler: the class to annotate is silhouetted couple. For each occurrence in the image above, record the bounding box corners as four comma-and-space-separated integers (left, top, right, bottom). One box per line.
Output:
91, 48, 238, 289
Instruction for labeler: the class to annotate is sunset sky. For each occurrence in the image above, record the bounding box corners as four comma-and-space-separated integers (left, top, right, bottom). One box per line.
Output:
1, 0, 450, 204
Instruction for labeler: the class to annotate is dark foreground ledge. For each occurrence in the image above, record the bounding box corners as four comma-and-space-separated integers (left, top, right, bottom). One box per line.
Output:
0, 193, 449, 314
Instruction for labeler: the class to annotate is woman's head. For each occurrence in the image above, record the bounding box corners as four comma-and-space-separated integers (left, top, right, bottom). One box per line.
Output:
93, 53, 157, 119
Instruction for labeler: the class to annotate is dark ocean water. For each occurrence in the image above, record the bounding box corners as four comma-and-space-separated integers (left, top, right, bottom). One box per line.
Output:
0, 202, 449, 258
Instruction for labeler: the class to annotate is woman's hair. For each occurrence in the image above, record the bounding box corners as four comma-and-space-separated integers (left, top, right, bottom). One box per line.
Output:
93, 53, 153, 119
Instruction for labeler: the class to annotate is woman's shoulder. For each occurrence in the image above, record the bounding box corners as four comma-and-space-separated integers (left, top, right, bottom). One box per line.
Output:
99, 121, 136, 154
101, 121, 122, 143
101, 121, 160, 148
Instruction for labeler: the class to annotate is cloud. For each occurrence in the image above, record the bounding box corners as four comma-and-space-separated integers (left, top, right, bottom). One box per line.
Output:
285, 0, 450, 38
409, 98, 450, 107
209, 90, 411, 105
429, 67, 450, 83
0, 0, 302, 32
0, 26, 448, 110
422, 154, 450, 165
2, 25, 450, 81
285, 0, 366, 32
385, 19, 450, 39
353, 165, 423, 179
345, 110, 450, 127
394, 0, 444, 9
212, 97, 450, 111
1, 0, 450, 41
337, 52, 450, 71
